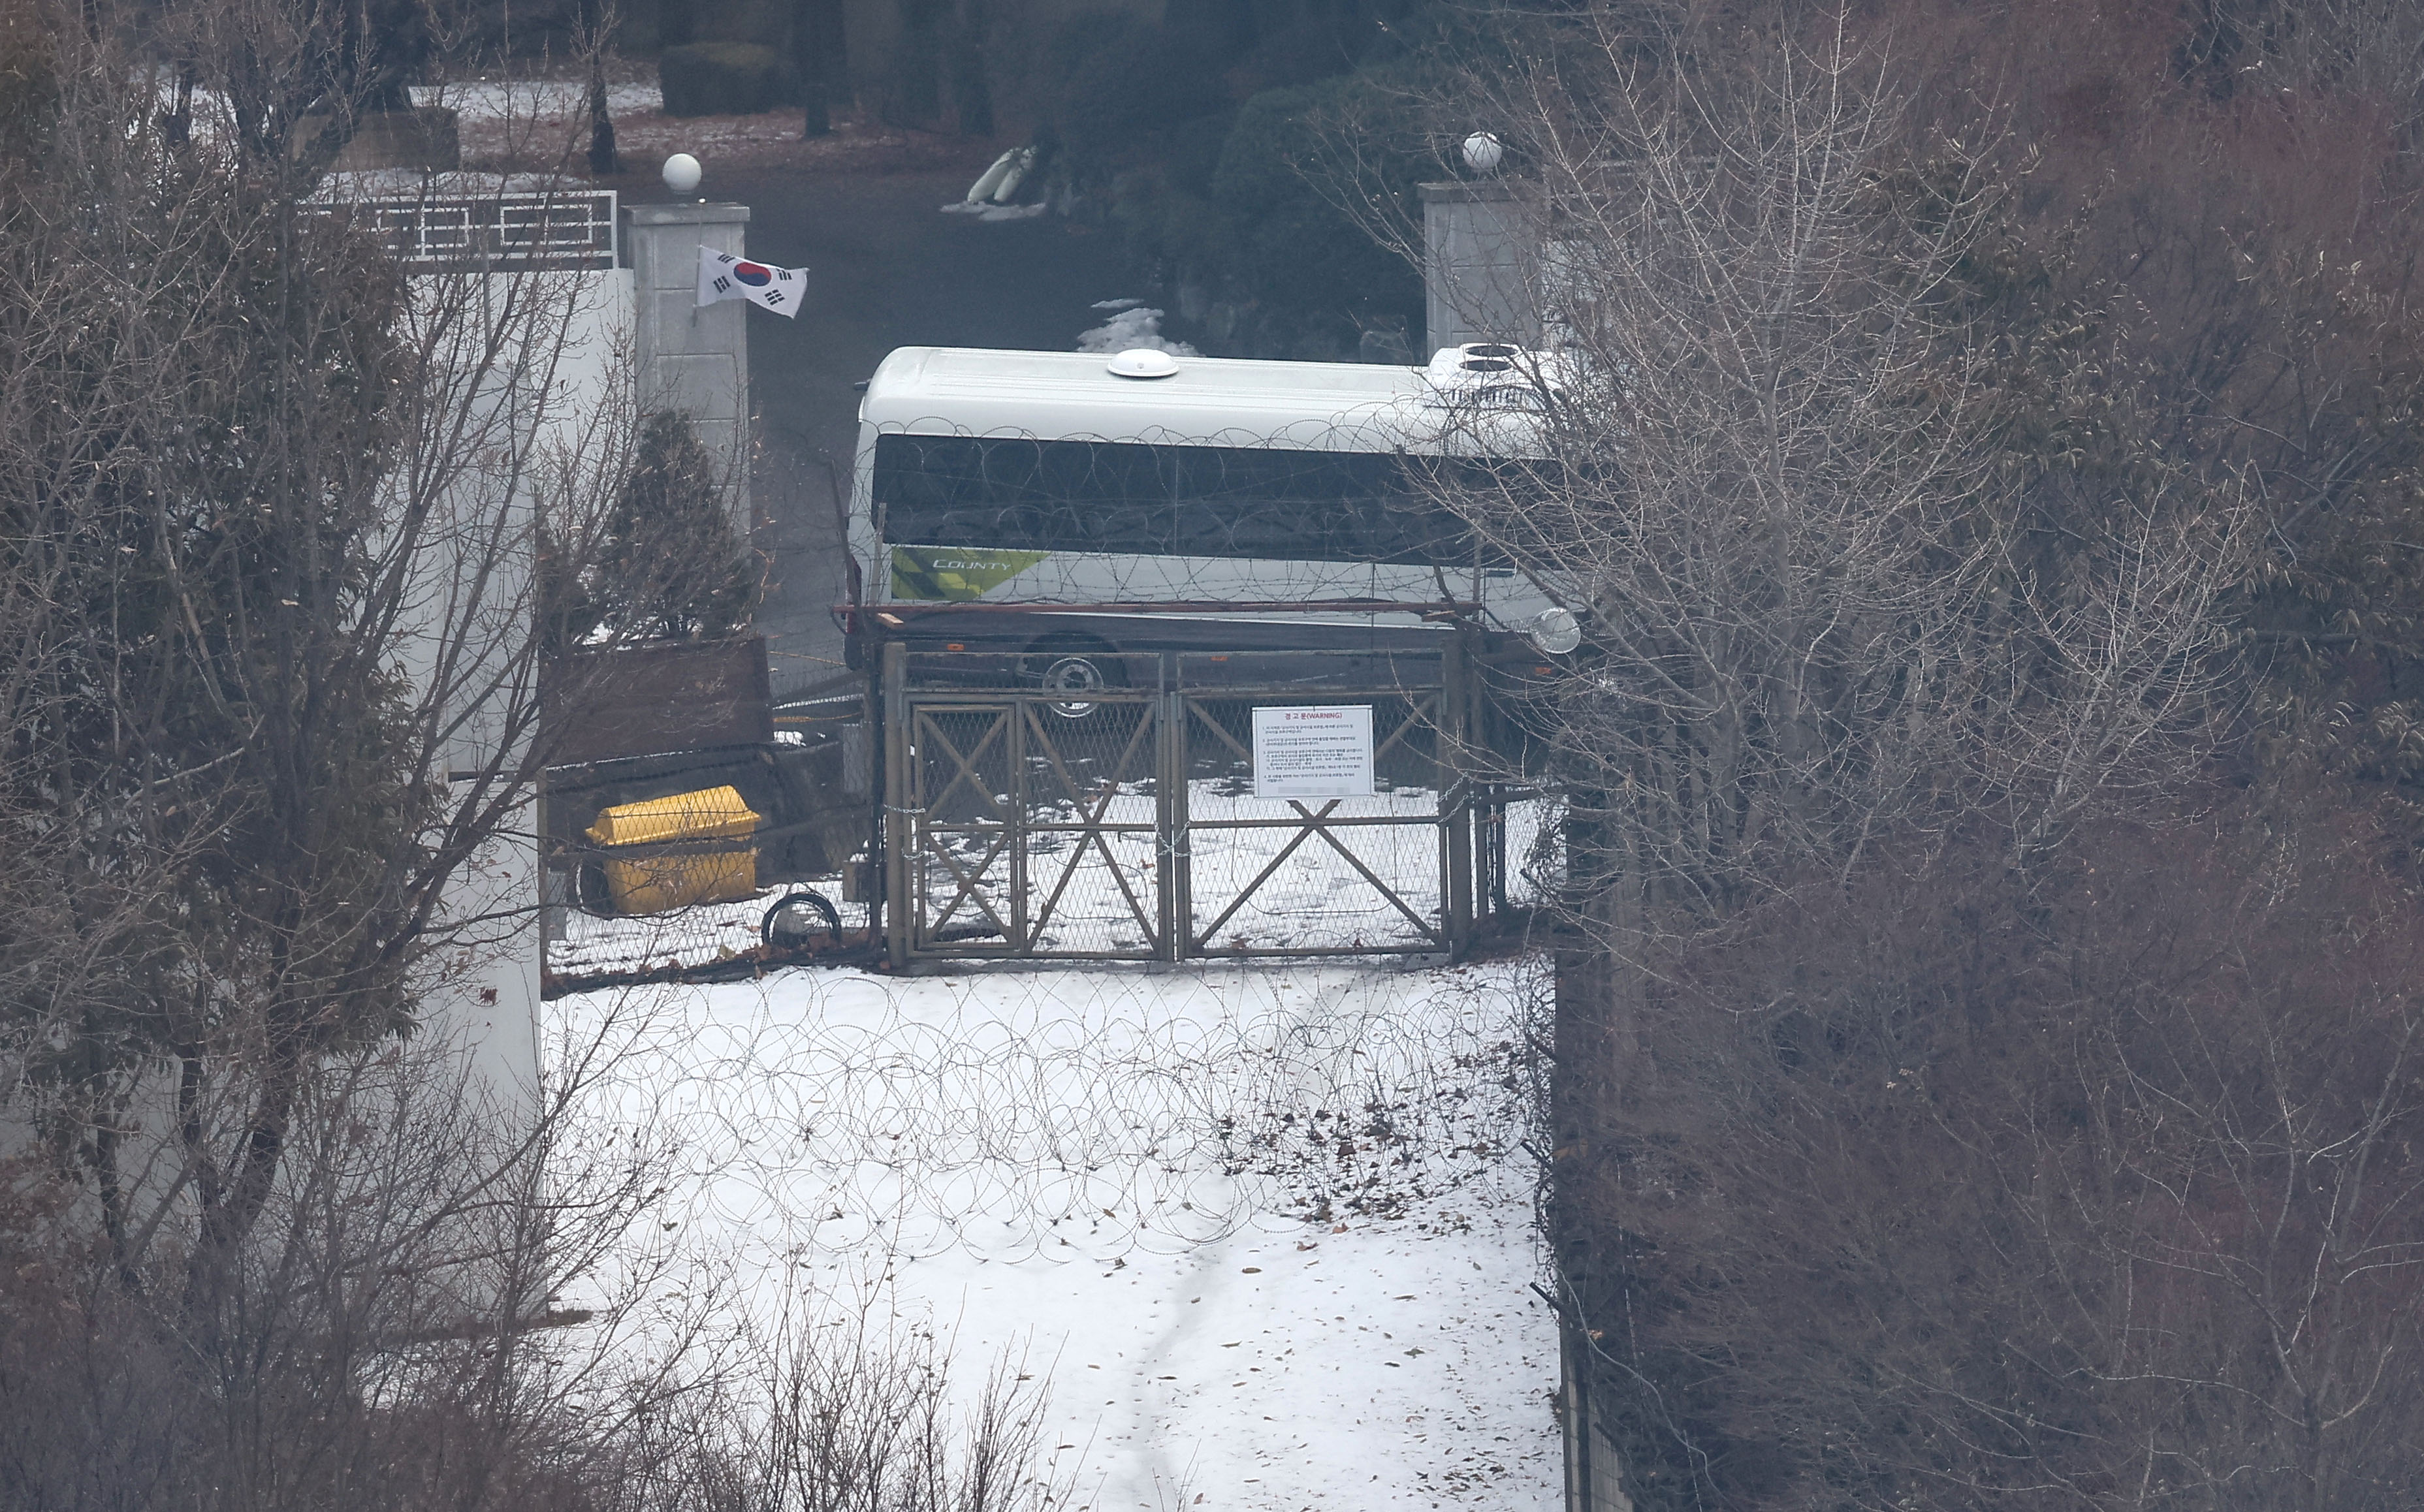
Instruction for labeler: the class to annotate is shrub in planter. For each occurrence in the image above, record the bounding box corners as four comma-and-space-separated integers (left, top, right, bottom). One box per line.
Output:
660, 42, 797, 116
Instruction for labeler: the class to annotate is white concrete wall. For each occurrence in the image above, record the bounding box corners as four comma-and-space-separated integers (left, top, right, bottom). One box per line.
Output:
394, 263, 637, 1109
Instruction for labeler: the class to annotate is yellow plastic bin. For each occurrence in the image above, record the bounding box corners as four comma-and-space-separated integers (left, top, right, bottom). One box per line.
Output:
584, 785, 761, 915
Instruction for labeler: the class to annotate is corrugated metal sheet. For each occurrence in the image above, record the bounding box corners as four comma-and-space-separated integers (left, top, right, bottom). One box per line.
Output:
543, 637, 773, 767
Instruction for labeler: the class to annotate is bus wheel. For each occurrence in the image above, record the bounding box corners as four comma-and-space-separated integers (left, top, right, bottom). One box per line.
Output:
1040, 655, 1109, 717
1021, 635, 1125, 718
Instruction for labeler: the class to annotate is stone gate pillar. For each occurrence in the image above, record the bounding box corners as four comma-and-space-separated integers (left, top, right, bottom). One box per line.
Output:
1419, 180, 1540, 353
623, 201, 754, 535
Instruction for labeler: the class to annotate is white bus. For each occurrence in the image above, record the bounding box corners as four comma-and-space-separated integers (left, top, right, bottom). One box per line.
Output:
838, 343, 1565, 689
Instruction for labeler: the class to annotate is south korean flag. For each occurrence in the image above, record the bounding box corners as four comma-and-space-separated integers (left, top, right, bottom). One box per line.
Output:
696, 245, 806, 318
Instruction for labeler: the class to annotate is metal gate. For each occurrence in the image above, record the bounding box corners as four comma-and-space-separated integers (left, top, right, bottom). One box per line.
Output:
880, 646, 1479, 963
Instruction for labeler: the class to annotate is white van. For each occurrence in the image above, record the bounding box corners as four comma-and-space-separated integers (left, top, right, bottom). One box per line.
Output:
838, 344, 1559, 682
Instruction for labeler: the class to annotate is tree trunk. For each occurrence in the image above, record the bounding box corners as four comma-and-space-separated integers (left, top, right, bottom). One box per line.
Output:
793, 0, 831, 138
585, 0, 622, 174
588, 65, 620, 176
942, 0, 989, 137
181, 1039, 302, 1332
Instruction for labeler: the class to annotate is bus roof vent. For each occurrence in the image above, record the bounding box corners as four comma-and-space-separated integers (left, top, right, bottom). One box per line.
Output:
1106, 348, 1181, 380
1427, 343, 1525, 379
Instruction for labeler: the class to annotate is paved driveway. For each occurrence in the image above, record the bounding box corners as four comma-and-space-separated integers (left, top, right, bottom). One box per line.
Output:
629, 168, 1138, 694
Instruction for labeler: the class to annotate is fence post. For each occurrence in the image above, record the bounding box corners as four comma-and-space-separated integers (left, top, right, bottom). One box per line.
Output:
1157, 652, 1187, 962
882, 640, 911, 967
1009, 697, 1030, 951
1444, 638, 1475, 954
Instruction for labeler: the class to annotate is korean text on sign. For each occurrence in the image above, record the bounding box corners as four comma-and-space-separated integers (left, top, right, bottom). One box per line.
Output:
1251, 705, 1375, 799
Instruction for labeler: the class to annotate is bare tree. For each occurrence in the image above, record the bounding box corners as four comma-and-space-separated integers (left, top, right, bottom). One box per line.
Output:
1535, 780, 2424, 1511
1298, 8, 2424, 1507
1293, 10, 2424, 1507
618, 1299, 1059, 1512
1, 958, 1062, 1512
579, 0, 624, 176
0, 8, 1066, 1511
1377, 20, 2242, 929
0, 0, 729, 1327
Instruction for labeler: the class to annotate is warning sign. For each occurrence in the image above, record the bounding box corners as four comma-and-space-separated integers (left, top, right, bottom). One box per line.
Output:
1251, 705, 1375, 800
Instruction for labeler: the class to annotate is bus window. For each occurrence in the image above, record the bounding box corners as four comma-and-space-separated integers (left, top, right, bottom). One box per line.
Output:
875, 435, 1480, 566
1168, 449, 1467, 564
874, 434, 1165, 553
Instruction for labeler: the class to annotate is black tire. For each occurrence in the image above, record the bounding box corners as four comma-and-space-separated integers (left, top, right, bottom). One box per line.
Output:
761, 889, 843, 950
576, 862, 616, 917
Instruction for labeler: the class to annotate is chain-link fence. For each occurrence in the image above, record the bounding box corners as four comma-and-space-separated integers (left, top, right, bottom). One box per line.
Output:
538, 643, 1557, 988
882, 646, 1503, 963
539, 731, 873, 994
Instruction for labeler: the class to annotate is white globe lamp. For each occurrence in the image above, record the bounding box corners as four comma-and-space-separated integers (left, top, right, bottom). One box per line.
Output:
662, 153, 703, 197
1462, 131, 1505, 174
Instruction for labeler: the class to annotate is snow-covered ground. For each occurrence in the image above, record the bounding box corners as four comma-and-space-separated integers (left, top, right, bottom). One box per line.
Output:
405, 75, 980, 176
548, 889, 872, 979
554, 956, 1558, 1509
412, 80, 663, 123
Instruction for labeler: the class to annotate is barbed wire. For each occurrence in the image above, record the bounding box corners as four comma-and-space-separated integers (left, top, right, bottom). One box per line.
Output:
555, 956, 1548, 1273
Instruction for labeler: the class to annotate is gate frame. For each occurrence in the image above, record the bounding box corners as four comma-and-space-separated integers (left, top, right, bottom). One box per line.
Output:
879, 642, 1485, 966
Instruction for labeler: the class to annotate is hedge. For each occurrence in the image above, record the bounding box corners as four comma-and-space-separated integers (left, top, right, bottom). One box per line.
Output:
660, 42, 797, 117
